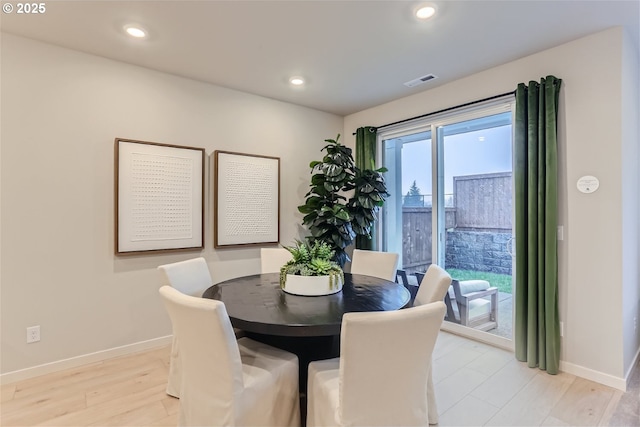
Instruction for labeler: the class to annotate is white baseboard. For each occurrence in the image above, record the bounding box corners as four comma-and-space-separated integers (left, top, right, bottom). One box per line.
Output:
559, 360, 627, 391
440, 322, 632, 392
0, 335, 173, 385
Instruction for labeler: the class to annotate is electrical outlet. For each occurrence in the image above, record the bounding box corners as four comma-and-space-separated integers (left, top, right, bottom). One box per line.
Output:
634, 317, 637, 332
26, 325, 40, 343
560, 321, 564, 337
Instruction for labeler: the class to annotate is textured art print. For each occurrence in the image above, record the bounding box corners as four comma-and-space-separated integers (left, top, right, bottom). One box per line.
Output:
115, 138, 205, 254
214, 151, 279, 247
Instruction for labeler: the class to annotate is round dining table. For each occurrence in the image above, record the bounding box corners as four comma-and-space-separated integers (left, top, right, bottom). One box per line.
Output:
202, 272, 410, 336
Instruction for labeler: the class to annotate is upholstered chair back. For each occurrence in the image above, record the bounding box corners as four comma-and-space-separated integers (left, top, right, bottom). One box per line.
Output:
160, 286, 300, 426
158, 257, 211, 297
414, 263, 452, 306
260, 247, 293, 273
159, 286, 243, 425
338, 302, 446, 426
349, 249, 399, 281
412, 263, 452, 425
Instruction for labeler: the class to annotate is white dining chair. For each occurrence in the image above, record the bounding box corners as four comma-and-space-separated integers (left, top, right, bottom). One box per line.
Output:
349, 249, 399, 281
260, 247, 292, 273
158, 257, 212, 297
158, 257, 244, 398
415, 264, 452, 307
307, 301, 446, 427
159, 286, 300, 426
413, 263, 452, 424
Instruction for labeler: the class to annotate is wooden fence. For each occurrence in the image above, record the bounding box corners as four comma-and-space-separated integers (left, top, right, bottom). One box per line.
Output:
454, 172, 512, 230
401, 172, 512, 274
401, 208, 455, 272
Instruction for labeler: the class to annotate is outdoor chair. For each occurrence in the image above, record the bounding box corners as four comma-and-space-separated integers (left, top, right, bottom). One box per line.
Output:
396, 269, 419, 300
451, 279, 498, 331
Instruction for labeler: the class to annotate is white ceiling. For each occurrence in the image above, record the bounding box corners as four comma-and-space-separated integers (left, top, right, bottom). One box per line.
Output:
1, 0, 638, 116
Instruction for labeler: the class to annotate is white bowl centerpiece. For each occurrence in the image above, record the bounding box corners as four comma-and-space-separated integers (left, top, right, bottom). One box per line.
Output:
280, 240, 344, 296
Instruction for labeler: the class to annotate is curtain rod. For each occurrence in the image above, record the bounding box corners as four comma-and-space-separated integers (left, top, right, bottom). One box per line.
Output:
353, 90, 515, 135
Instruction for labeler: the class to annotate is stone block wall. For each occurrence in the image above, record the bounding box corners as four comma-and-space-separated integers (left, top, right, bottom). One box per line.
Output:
445, 230, 513, 275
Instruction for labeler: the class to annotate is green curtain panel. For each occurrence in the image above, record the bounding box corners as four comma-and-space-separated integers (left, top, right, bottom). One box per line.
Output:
355, 126, 377, 250
514, 76, 562, 374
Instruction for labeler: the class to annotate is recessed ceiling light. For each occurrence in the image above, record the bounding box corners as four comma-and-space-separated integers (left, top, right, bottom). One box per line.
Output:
289, 76, 305, 86
125, 26, 147, 38
415, 5, 437, 20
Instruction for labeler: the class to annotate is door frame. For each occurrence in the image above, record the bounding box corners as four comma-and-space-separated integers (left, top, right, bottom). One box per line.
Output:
377, 98, 516, 349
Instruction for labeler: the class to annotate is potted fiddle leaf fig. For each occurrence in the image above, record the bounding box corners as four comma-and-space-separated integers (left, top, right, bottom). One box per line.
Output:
298, 134, 389, 267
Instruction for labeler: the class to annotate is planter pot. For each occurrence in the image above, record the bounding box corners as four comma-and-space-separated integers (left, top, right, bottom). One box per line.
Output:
282, 274, 343, 296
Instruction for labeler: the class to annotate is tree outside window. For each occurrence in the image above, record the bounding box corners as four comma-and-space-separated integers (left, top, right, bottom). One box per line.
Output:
404, 180, 423, 207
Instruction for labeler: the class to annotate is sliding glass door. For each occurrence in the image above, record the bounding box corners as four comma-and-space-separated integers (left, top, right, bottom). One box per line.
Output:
380, 102, 514, 343
381, 127, 432, 270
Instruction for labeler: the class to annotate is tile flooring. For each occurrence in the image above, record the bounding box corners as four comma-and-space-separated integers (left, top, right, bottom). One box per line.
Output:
433, 333, 637, 426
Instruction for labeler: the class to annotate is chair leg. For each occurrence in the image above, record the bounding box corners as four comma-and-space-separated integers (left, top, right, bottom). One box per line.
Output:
491, 291, 498, 324
166, 335, 181, 398
427, 364, 439, 424
458, 303, 470, 326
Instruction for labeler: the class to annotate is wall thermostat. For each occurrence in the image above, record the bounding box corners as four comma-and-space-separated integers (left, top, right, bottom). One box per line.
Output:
577, 175, 599, 193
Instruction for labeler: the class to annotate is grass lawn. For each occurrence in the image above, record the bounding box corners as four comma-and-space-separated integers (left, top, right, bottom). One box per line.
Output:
446, 268, 512, 294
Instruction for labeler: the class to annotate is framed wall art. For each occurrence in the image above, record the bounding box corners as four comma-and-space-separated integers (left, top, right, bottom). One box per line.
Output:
115, 138, 205, 254
214, 151, 280, 247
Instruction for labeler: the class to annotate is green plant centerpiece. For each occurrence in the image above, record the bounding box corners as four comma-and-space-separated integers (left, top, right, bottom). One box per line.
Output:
279, 240, 345, 296
298, 134, 389, 267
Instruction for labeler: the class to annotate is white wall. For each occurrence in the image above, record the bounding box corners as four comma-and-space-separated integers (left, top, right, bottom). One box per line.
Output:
621, 30, 640, 378
344, 27, 639, 387
0, 34, 342, 375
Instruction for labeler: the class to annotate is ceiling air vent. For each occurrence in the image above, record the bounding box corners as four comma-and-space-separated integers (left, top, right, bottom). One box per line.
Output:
404, 74, 438, 88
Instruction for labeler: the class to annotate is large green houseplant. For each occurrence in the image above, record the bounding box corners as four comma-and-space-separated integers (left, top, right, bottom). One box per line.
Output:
298, 134, 389, 267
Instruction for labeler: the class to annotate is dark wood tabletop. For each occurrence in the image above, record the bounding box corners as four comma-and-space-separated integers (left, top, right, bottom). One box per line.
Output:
202, 272, 410, 337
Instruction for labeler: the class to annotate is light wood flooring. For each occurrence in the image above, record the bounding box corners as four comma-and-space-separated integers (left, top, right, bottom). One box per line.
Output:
0, 332, 635, 426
